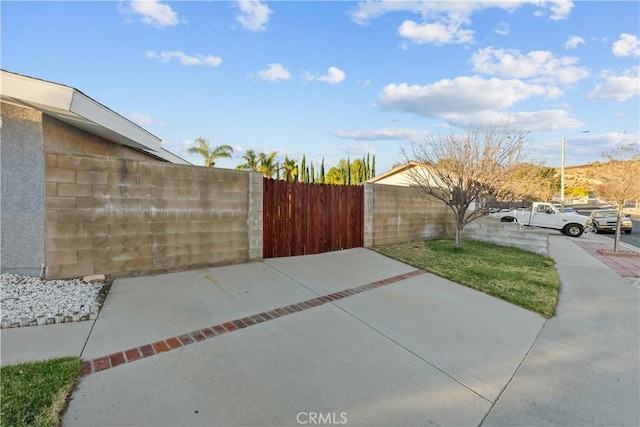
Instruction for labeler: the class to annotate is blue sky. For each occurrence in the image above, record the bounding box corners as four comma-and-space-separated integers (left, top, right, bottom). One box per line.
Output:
3, 1, 639, 174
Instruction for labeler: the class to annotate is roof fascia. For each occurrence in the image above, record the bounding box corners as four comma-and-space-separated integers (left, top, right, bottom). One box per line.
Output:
2, 70, 190, 164
2, 71, 74, 112
70, 90, 162, 153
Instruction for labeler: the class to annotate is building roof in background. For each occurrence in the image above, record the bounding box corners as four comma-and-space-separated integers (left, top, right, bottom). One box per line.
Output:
367, 161, 433, 186
0, 70, 189, 165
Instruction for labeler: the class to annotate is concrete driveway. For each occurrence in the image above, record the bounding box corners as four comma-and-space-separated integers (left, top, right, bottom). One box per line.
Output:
63, 248, 546, 426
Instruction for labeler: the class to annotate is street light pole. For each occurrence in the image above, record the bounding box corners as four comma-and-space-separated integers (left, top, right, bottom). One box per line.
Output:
561, 136, 566, 211
560, 131, 589, 211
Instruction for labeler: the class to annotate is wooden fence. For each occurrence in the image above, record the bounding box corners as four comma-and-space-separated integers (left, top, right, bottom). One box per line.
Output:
263, 179, 364, 258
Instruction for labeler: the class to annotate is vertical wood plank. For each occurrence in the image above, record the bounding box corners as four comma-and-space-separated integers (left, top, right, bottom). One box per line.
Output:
262, 179, 364, 258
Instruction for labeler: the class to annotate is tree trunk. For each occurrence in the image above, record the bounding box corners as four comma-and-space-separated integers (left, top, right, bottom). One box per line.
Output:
455, 222, 464, 249
614, 203, 623, 253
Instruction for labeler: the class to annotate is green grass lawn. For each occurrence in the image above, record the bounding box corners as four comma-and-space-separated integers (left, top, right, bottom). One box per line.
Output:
1, 357, 81, 427
374, 239, 559, 318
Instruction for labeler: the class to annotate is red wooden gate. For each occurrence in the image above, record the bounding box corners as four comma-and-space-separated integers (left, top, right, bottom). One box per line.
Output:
263, 179, 364, 258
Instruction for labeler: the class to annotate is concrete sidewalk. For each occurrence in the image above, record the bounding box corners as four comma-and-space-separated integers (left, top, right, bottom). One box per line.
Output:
483, 235, 640, 426
62, 248, 543, 426
1, 320, 95, 366
2, 237, 638, 426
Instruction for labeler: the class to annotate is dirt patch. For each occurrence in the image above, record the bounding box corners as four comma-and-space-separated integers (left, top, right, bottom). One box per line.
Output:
596, 249, 640, 258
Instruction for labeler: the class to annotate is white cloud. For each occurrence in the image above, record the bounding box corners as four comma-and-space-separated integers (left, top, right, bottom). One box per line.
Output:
494, 22, 509, 36
255, 63, 291, 81
129, 112, 165, 127
612, 33, 640, 57
125, 0, 179, 28
350, 2, 516, 26
336, 144, 376, 156
471, 47, 589, 84
305, 67, 346, 84
398, 19, 473, 45
444, 110, 584, 132
236, 0, 272, 32
349, 1, 574, 45
534, 132, 640, 167
564, 35, 585, 49
145, 50, 222, 67
546, 0, 574, 20
333, 128, 430, 142
318, 67, 346, 85
160, 138, 197, 158
380, 76, 557, 118
588, 67, 640, 102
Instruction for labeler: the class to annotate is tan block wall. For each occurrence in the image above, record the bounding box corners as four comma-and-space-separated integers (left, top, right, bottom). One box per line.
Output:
44, 153, 255, 279
42, 114, 157, 161
247, 172, 264, 260
364, 183, 455, 247
463, 217, 549, 256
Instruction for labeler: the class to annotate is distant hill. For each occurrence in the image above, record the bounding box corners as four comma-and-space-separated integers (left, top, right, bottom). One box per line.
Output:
559, 160, 638, 190
560, 163, 608, 190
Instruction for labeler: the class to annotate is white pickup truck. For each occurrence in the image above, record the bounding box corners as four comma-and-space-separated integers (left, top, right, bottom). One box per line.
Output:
490, 202, 589, 237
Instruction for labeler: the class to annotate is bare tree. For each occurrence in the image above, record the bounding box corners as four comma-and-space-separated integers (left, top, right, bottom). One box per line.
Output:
404, 122, 535, 249
512, 164, 560, 202
595, 142, 640, 252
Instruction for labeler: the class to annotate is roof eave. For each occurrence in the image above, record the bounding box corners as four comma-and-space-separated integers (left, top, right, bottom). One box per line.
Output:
1, 70, 190, 165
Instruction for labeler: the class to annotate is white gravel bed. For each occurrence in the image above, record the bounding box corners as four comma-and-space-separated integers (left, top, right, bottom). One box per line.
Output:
0, 274, 103, 328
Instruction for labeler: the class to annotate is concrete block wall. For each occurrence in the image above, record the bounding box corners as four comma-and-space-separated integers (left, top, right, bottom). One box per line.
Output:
42, 113, 160, 162
463, 217, 549, 256
44, 153, 259, 279
247, 172, 263, 261
364, 183, 455, 247
1, 103, 47, 276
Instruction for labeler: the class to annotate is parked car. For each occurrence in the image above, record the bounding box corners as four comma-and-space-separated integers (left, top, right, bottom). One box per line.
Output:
490, 202, 589, 237
587, 210, 633, 234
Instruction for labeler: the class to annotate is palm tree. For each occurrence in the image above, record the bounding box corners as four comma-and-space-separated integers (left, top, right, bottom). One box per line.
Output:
258, 151, 278, 178
187, 137, 233, 167
283, 156, 298, 182
236, 149, 259, 171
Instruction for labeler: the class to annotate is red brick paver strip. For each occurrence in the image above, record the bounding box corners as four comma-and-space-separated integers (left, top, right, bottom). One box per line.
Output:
125, 348, 142, 362
92, 357, 110, 372
212, 325, 227, 335
166, 337, 183, 349
178, 335, 194, 346
80, 361, 92, 376
80, 269, 425, 376
153, 341, 170, 353
223, 322, 238, 332
575, 241, 640, 278
139, 344, 156, 358
190, 331, 207, 342
200, 328, 217, 339
109, 352, 126, 368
